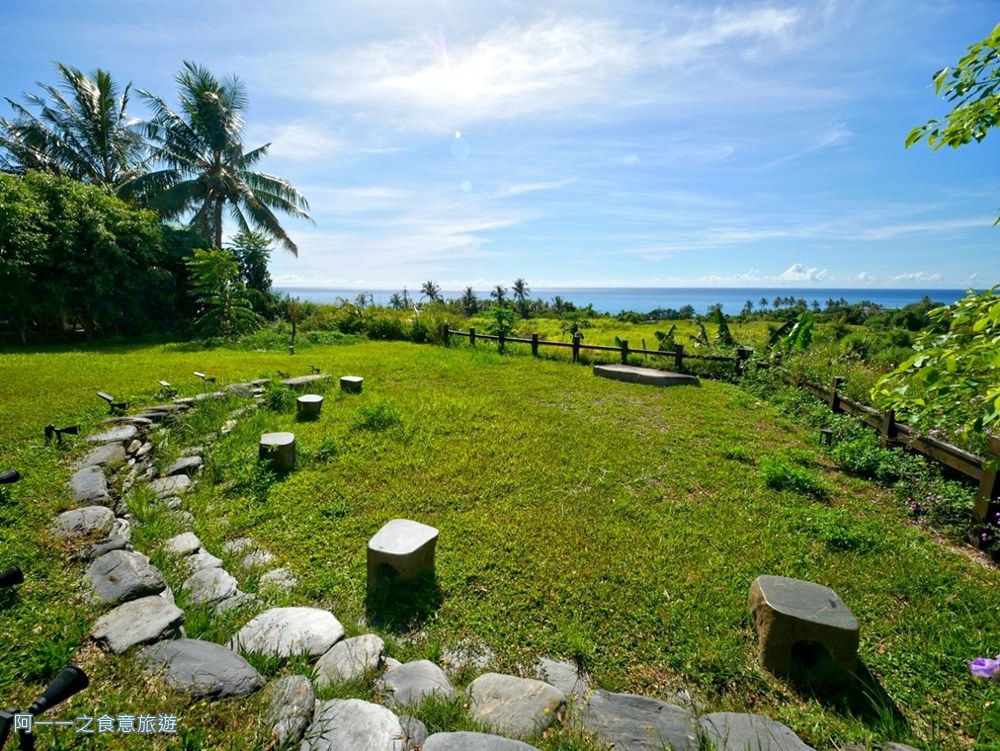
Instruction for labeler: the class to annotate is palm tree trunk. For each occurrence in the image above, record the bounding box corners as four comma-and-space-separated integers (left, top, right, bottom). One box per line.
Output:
214, 197, 225, 249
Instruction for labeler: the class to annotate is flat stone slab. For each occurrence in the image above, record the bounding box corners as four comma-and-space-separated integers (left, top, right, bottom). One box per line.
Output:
163, 532, 201, 556
593, 364, 700, 387
301, 699, 404, 751
578, 690, 699, 751
185, 552, 224, 575
468, 672, 566, 738
68, 466, 110, 505
380, 659, 456, 707
230, 607, 344, 658
76, 443, 126, 469
259, 567, 298, 591
86, 550, 166, 605
91, 595, 184, 653
423, 732, 541, 750
698, 713, 816, 751
241, 549, 275, 569
149, 474, 192, 497
54, 506, 116, 541
314, 634, 385, 687
87, 425, 139, 445
71, 534, 129, 562
142, 638, 264, 699
164, 456, 203, 476
265, 674, 315, 749
748, 575, 859, 676
536, 658, 589, 697
368, 519, 439, 589
281, 374, 331, 389
182, 567, 238, 606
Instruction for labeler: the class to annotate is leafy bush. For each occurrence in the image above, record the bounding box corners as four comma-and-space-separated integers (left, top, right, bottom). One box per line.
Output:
760, 457, 826, 498
354, 401, 403, 431
263, 383, 296, 412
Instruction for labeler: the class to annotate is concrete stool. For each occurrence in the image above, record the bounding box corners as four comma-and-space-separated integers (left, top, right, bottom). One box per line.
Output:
341, 376, 363, 394
259, 431, 296, 472
367, 519, 438, 590
296, 394, 323, 417
749, 575, 858, 677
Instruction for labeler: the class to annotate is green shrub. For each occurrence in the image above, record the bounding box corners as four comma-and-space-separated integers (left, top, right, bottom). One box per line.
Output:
760, 458, 826, 498
354, 401, 403, 431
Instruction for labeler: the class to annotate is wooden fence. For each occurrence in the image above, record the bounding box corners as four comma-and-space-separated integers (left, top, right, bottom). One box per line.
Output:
442, 323, 1000, 542
442, 325, 755, 374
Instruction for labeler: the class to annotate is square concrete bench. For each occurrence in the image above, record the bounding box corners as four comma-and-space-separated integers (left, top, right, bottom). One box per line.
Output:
296, 394, 323, 417
748, 575, 859, 678
367, 519, 438, 590
341, 376, 364, 394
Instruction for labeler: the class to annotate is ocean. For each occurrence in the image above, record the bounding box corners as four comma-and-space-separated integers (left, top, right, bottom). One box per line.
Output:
276, 287, 970, 316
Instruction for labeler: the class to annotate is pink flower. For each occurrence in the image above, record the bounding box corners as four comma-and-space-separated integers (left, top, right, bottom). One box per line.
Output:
970, 655, 1000, 680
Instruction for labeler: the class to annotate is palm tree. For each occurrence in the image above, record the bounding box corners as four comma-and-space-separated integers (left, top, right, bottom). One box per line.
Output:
421, 280, 441, 302
130, 62, 310, 253
388, 292, 404, 310
491, 285, 508, 305
511, 278, 530, 316
0, 63, 147, 191
460, 286, 479, 315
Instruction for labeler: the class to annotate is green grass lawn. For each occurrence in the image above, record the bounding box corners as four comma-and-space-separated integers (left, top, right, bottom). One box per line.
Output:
1, 339, 997, 750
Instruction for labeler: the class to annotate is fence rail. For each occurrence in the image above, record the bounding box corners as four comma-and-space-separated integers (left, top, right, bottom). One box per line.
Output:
768, 366, 999, 535
442, 323, 999, 542
444, 326, 753, 373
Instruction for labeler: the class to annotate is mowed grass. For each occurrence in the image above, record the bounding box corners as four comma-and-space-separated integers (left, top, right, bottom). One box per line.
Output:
0, 339, 998, 750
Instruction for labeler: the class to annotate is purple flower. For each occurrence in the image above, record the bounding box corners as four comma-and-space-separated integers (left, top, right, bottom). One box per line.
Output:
970, 655, 1000, 680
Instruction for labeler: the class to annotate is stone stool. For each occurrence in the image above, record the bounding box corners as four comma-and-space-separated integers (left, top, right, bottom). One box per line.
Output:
296, 394, 323, 417
340, 376, 363, 394
748, 575, 858, 677
259, 431, 296, 472
367, 519, 438, 590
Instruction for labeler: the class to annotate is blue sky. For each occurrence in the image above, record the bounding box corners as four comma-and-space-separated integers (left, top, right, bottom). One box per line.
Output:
2, 0, 998, 289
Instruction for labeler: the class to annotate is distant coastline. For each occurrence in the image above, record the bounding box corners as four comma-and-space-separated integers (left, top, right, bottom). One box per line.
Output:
276, 286, 970, 316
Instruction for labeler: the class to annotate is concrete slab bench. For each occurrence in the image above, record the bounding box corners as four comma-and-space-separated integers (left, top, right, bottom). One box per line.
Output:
593, 364, 699, 387
748, 575, 859, 678
259, 432, 296, 472
367, 519, 438, 589
296, 394, 323, 417
280, 374, 330, 389
340, 376, 363, 394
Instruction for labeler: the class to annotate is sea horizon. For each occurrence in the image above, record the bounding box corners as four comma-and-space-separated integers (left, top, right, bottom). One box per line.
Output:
275, 286, 971, 316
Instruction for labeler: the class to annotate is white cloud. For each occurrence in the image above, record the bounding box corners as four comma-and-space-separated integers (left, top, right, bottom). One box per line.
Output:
497, 178, 576, 197
857, 271, 874, 282
619, 153, 641, 166
890, 271, 943, 283
856, 217, 989, 241
282, 8, 816, 131
760, 122, 852, 169
779, 263, 828, 282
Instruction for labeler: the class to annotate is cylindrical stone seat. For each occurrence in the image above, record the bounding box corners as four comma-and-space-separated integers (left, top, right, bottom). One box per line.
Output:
259, 431, 296, 472
296, 394, 323, 417
367, 519, 438, 590
748, 575, 859, 678
340, 376, 363, 394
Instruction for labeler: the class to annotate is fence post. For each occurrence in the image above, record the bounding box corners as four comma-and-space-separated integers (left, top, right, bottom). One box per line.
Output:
620, 339, 629, 364
829, 376, 845, 412
736, 346, 752, 376
469, 327, 476, 346
879, 409, 897, 446
498, 331, 505, 354
973, 438, 1000, 542
531, 333, 539, 357
674, 343, 684, 371
572, 334, 581, 363
441, 322, 450, 346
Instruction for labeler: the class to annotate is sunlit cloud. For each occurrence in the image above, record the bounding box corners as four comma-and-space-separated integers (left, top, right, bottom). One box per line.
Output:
890, 271, 943, 283
779, 263, 828, 282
